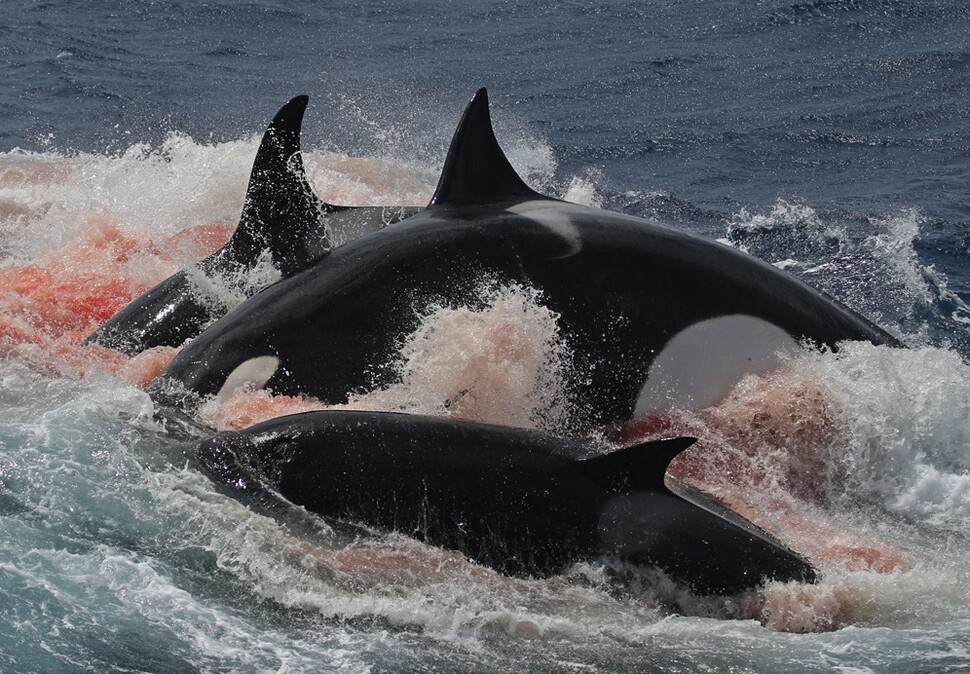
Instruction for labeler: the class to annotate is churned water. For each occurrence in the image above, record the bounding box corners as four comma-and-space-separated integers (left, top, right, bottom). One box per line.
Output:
1, 1, 969, 672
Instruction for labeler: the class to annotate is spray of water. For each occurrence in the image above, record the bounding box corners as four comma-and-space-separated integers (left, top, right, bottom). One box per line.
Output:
2, 138, 969, 637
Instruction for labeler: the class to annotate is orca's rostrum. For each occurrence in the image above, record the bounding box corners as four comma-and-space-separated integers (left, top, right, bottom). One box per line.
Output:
152, 89, 901, 428
196, 410, 817, 595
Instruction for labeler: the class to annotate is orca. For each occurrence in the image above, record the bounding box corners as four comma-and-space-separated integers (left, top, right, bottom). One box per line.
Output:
152, 89, 901, 428
85, 95, 420, 355
195, 409, 817, 595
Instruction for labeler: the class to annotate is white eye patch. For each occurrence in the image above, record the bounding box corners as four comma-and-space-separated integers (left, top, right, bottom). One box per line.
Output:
217, 355, 280, 402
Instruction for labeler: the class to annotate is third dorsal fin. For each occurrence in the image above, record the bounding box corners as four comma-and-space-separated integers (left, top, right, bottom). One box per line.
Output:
429, 88, 545, 207
582, 437, 698, 493
229, 95, 334, 276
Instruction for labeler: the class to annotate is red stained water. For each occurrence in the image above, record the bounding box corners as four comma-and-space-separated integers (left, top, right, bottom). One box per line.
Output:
614, 371, 909, 581
0, 216, 231, 382
202, 389, 335, 430
1, 212, 911, 632
211, 366, 909, 575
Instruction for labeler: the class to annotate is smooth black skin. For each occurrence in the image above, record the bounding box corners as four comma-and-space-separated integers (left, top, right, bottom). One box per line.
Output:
85, 95, 419, 355
154, 89, 900, 427
195, 410, 817, 595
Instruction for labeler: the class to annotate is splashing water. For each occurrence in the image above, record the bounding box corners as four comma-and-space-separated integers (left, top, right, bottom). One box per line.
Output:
1, 134, 969, 657
203, 280, 571, 432
725, 199, 970, 349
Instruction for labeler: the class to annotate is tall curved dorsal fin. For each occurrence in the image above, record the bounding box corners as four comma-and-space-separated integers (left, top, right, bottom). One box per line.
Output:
229, 95, 334, 276
582, 437, 697, 493
429, 88, 545, 207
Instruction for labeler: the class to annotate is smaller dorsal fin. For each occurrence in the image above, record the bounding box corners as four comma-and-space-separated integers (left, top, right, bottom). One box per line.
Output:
429, 88, 545, 207
229, 95, 334, 276
582, 437, 697, 493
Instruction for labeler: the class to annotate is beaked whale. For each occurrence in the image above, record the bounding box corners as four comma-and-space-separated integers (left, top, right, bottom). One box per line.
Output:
195, 409, 817, 595
85, 95, 419, 355
152, 89, 901, 428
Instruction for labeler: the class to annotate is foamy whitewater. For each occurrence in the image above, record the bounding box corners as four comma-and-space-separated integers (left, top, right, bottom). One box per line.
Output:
1, 125, 968, 673
1, 1, 969, 671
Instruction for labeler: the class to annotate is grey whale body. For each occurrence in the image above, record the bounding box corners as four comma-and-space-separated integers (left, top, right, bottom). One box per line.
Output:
153, 89, 899, 428
196, 409, 817, 595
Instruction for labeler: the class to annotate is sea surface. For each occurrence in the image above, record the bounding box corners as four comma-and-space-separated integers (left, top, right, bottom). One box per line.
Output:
1, 1, 969, 672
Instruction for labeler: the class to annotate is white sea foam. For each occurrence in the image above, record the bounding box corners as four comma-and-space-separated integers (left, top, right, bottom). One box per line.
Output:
349, 280, 572, 432
2, 137, 969, 668
728, 199, 848, 251
183, 248, 282, 314
0, 136, 438, 267
561, 170, 606, 208
0, 139, 248, 260
863, 208, 933, 305
724, 200, 970, 344
784, 342, 970, 530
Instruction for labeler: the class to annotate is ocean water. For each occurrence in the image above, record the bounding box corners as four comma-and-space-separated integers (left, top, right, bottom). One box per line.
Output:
1, 1, 969, 672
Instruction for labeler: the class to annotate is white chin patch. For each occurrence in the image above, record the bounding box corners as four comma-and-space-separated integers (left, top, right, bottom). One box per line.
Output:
634, 315, 799, 417
216, 355, 280, 401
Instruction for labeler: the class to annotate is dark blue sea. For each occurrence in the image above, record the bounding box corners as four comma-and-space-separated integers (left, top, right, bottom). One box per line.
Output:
1, 1, 968, 672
